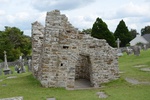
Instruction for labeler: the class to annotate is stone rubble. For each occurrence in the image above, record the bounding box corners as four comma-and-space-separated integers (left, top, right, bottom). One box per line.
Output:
32, 10, 119, 89
96, 92, 108, 98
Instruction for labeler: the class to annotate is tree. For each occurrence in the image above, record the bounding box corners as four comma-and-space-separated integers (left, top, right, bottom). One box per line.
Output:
129, 29, 139, 39
114, 20, 132, 47
141, 25, 150, 36
0, 26, 31, 61
82, 28, 92, 34
91, 17, 116, 47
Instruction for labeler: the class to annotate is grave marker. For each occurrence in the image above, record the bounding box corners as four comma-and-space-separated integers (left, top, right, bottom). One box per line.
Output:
0, 67, 2, 76
3, 51, 10, 75
116, 38, 123, 56
28, 59, 32, 72
126, 47, 133, 55
133, 46, 140, 56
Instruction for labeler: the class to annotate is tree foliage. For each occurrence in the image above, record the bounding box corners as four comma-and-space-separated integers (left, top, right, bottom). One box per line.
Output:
129, 29, 139, 39
0, 26, 31, 62
82, 28, 92, 34
114, 20, 132, 47
91, 17, 116, 47
141, 25, 150, 36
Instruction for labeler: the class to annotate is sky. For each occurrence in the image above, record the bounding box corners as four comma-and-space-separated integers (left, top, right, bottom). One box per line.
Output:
0, 0, 150, 36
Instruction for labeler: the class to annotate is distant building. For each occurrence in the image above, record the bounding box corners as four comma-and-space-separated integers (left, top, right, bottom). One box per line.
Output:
130, 34, 150, 46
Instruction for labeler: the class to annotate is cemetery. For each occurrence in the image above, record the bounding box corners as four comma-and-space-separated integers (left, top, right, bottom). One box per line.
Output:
0, 48, 150, 100
0, 10, 150, 100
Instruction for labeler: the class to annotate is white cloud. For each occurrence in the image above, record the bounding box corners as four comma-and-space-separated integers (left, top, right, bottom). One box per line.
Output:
116, 2, 149, 18
6, 15, 15, 23
0, 0, 150, 36
31, 0, 95, 11
0, 10, 5, 15
23, 29, 31, 36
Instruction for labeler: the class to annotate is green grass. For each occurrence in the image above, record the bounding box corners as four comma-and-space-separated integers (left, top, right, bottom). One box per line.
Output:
0, 49, 150, 100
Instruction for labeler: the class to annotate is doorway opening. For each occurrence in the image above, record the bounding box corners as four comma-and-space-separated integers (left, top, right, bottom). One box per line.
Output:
75, 54, 92, 89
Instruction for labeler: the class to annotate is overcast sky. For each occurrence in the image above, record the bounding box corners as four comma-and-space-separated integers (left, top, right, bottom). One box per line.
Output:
0, 0, 150, 36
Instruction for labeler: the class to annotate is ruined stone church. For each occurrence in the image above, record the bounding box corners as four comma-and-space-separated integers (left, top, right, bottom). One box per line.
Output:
32, 10, 119, 89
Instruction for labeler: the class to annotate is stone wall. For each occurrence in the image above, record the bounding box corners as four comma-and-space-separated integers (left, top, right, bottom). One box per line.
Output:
31, 21, 44, 80
32, 10, 119, 89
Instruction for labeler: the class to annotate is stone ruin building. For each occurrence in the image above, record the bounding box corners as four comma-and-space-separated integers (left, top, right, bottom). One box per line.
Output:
31, 10, 119, 90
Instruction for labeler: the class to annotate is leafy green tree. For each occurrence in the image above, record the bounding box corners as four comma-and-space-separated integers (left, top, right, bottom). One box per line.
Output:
141, 25, 150, 36
0, 26, 31, 61
129, 29, 139, 39
114, 20, 132, 47
82, 28, 92, 34
91, 17, 116, 47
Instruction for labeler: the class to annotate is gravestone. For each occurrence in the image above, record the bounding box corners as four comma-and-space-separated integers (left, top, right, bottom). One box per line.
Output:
47, 98, 56, 100
19, 56, 26, 73
28, 59, 32, 72
143, 44, 147, 51
3, 51, 11, 75
133, 46, 140, 56
116, 38, 123, 56
0, 67, 2, 76
15, 64, 21, 73
21, 59, 26, 73
126, 47, 133, 55
117, 49, 123, 56
15, 65, 18, 72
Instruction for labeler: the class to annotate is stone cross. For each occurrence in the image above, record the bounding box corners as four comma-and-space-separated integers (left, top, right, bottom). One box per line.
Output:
3, 51, 9, 70
116, 38, 121, 49
3, 51, 10, 75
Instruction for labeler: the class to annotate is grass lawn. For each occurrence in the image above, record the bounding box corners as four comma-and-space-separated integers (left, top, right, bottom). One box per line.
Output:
0, 49, 150, 100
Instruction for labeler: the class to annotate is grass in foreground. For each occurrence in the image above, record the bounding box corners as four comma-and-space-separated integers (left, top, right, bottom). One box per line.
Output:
0, 49, 150, 100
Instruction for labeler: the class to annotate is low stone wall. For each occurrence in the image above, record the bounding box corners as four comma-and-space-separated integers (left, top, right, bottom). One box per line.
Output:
0, 60, 29, 69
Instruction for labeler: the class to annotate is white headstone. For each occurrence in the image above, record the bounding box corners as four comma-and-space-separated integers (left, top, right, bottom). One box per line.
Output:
116, 38, 123, 56
3, 51, 10, 75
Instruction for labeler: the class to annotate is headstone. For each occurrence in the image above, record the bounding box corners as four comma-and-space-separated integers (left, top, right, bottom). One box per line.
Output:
116, 38, 123, 56
17, 67, 21, 73
143, 44, 147, 51
47, 98, 56, 100
133, 46, 140, 56
15, 64, 21, 73
21, 59, 26, 73
3, 51, 11, 75
117, 49, 123, 56
28, 59, 32, 72
126, 47, 133, 55
19, 56, 26, 73
15, 65, 18, 71
0, 67, 2, 75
